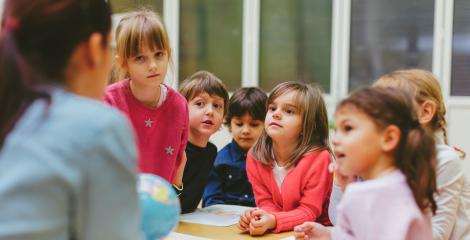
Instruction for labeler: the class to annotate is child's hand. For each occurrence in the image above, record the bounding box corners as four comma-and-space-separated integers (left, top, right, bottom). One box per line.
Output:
248, 209, 276, 236
294, 222, 331, 240
330, 162, 356, 191
237, 209, 255, 232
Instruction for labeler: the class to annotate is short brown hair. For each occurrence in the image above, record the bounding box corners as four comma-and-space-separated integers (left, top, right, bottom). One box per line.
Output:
225, 87, 267, 127
179, 71, 229, 115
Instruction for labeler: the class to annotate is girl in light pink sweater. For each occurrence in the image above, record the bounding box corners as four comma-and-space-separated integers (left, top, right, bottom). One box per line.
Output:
295, 87, 436, 240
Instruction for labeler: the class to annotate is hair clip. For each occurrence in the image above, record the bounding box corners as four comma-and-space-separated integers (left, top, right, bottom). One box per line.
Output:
3, 17, 19, 32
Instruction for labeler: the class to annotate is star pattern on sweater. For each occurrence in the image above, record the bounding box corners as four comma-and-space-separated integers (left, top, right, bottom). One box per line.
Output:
166, 146, 174, 155
145, 118, 153, 127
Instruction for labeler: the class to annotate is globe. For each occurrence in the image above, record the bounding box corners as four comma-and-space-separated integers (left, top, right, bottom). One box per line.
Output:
138, 174, 180, 240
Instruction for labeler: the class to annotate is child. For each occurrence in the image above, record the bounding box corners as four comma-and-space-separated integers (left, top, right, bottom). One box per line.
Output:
374, 69, 470, 240
326, 69, 470, 240
177, 71, 229, 213
104, 10, 188, 188
238, 82, 333, 236
0, 0, 139, 238
202, 87, 267, 208
294, 87, 436, 239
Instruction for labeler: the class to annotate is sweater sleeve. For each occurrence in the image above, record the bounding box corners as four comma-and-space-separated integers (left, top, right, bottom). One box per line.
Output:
271, 152, 332, 233
202, 166, 225, 207
82, 112, 141, 239
432, 153, 463, 240
103, 91, 114, 105
176, 102, 189, 173
246, 153, 281, 213
328, 183, 344, 225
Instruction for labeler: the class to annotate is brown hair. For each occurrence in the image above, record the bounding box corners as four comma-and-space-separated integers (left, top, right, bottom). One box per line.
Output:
225, 87, 267, 127
179, 71, 229, 115
337, 87, 437, 214
114, 9, 171, 80
251, 81, 331, 169
0, 0, 111, 147
374, 69, 465, 159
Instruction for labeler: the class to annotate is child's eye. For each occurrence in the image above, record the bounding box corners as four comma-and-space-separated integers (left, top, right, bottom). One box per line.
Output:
213, 103, 222, 109
155, 51, 165, 58
134, 56, 145, 62
285, 108, 295, 115
236, 122, 243, 127
250, 122, 260, 127
343, 125, 353, 132
195, 102, 205, 107
268, 106, 276, 112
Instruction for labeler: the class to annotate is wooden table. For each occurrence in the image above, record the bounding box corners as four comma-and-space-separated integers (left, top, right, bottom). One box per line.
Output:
173, 222, 294, 240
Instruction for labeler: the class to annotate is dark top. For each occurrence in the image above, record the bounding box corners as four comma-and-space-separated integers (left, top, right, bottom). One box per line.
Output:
179, 141, 217, 213
202, 140, 256, 207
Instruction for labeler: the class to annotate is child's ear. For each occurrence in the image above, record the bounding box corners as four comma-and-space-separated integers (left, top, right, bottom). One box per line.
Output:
381, 125, 400, 152
115, 55, 127, 69
87, 33, 105, 67
418, 100, 436, 125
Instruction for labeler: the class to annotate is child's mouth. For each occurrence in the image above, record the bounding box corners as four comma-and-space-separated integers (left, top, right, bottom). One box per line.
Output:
147, 73, 159, 78
269, 122, 282, 127
202, 120, 213, 125
335, 152, 346, 159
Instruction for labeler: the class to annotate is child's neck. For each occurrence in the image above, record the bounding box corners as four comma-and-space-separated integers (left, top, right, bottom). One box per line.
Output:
361, 155, 396, 180
189, 131, 210, 148
272, 139, 298, 167
129, 80, 161, 108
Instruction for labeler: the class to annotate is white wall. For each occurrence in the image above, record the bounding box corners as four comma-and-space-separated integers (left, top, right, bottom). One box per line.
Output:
447, 105, 470, 177
0, 0, 4, 25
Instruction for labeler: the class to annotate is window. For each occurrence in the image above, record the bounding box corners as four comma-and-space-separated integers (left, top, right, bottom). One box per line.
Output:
451, 0, 470, 96
259, 0, 332, 93
179, 0, 243, 91
349, 0, 434, 91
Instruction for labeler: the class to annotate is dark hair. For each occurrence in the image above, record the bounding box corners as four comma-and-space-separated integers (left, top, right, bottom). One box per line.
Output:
0, 0, 112, 147
179, 71, 229, 115
252, 81, 331, 169
225, 87, 267, 127
337, 87, 437, 214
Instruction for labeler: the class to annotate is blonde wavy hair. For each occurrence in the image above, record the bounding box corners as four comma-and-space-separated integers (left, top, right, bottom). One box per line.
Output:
374, 69, 465, 159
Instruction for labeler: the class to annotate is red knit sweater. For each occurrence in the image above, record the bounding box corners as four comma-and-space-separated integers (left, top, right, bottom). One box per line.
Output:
246, 150, 333, 233
104, 80, 188, 182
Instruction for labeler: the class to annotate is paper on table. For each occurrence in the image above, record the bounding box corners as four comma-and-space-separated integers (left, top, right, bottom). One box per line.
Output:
166, 232, 214, 240
179, 204, 253, 226
278, 236, 295, 240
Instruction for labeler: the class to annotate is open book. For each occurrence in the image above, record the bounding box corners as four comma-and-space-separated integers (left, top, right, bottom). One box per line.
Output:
179, 204, 253, 227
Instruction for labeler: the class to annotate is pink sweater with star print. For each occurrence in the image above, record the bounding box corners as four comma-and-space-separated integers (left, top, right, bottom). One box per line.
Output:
104, 79, 189, 182
247, 150, 333, 233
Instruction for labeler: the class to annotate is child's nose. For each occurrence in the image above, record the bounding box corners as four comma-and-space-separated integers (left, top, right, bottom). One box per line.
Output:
242, 126, 250, 134
149, 59, 158, 70
332, 135, 340, 146
205, 105, 214, 115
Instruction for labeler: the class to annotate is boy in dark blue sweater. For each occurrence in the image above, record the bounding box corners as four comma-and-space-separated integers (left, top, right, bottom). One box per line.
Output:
202, 87, 267, 207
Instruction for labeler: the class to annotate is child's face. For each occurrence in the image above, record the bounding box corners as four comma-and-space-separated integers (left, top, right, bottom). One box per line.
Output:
124, 44, 169, 87
333, 107, 384, 179
230, 113, 264, 151
265, 91, 302, 145
188, 92, 225, 140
